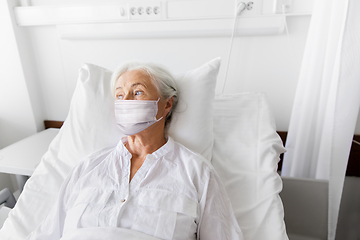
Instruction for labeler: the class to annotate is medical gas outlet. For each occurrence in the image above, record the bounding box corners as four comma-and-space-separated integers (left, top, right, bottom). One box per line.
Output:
234, 0, 261, 17
129, 2, 162, 20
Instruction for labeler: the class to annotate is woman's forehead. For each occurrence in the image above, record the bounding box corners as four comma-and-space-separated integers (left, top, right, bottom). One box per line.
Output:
116, 69, 153, 88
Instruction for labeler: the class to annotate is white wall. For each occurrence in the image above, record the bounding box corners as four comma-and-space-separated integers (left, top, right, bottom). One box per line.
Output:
20, 2, 312, 133
0, 0, 41, 191
7, 0, 360, 133
0, 1, 38, 148
11, 0, 360, 135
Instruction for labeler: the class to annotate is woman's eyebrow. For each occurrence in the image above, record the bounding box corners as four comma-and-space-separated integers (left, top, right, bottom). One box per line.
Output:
115, 82, 147, 91
131, 82, 147, 88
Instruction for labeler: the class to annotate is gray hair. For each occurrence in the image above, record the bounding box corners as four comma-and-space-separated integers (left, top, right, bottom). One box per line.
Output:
110, 61, 178, 128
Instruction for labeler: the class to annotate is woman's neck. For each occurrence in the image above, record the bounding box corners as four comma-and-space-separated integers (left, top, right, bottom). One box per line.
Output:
125, 124, 167, 158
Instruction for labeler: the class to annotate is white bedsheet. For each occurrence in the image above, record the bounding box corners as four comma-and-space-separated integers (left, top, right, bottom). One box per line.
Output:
60, 227, 161, 240
212, 93, 288, 240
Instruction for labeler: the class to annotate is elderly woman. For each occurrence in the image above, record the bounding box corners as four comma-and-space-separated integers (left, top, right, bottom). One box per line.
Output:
26, 62, 243, 240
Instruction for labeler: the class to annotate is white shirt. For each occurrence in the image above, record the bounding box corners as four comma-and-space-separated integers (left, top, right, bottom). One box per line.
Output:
27, 137, 243, 240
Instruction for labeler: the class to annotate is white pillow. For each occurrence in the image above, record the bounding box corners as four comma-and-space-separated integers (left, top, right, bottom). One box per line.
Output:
168, 58, 220, 160
58, 57, 220, 166
212, 93, 288, 240
58, 63, 122, 167
0, 58, 220, 239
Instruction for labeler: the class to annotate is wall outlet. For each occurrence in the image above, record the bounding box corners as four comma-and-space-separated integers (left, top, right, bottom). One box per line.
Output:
273, 0, 292, 14
129, 1, 162, 20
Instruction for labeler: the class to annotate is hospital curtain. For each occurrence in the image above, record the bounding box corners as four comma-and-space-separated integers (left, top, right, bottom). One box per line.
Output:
281, 0, 360, 239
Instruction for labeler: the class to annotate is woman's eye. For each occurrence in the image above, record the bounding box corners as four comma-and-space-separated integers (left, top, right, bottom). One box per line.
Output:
117, 95, 123, 100
134, 91, 143, 96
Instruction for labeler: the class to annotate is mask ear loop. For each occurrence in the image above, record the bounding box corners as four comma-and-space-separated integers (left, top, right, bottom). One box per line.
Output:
155, 97, 164, 122
156, 116, 164, 122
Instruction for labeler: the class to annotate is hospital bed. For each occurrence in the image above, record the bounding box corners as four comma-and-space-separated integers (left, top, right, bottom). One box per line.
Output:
0, 58, 289, 239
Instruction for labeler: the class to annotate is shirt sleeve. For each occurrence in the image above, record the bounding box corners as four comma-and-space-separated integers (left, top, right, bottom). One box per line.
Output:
25, 164, 82, 240
25, 147, 115, 240
198, 170, 244, 240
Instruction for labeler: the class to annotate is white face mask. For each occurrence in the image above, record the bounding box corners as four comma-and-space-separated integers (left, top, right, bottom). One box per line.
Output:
114, 98, 163, 136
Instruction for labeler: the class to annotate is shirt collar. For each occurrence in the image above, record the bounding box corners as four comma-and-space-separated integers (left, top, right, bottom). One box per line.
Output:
116, 136, 174, 160
150, 136, 174, 159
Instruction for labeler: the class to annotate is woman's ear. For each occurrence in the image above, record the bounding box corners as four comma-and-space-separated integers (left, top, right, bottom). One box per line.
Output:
164, 96, 174, 116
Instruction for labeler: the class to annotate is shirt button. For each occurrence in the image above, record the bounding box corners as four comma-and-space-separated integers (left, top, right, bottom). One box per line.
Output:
121, 199, 126, 203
